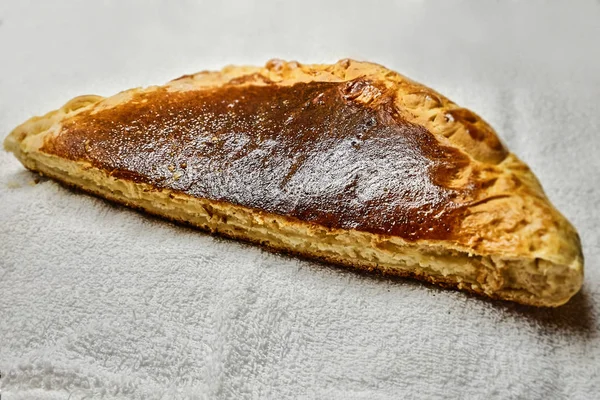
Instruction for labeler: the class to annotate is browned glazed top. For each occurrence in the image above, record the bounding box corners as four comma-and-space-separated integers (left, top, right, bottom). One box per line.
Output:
42, 79, 481, 240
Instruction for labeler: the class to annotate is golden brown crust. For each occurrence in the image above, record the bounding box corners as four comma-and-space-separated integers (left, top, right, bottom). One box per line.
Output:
37, 79, 479, 242
4, 59, 583, 306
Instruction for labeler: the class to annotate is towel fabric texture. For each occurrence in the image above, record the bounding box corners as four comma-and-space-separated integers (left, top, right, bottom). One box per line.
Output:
1, 1, 599, 399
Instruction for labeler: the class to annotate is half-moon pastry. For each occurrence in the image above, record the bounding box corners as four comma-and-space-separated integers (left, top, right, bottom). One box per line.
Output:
4, 59, 583, 306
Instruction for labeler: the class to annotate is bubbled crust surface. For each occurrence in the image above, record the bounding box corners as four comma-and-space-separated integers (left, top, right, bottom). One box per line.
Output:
4, 59, 583, 306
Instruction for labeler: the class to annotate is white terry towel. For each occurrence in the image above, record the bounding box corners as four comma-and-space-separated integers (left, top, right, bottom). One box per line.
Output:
1, 1, 599, 399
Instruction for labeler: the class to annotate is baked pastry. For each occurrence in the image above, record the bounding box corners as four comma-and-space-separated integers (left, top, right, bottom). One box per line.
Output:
4, 59, 583, 306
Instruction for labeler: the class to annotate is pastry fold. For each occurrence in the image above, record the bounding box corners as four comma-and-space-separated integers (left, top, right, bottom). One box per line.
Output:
5, 59, 583, 306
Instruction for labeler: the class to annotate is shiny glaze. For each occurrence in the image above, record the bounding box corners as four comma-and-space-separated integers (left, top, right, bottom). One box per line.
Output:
42, 79, 478, 240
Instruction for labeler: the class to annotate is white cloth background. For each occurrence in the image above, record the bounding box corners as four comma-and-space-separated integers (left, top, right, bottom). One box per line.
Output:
1, 1, 599, 399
